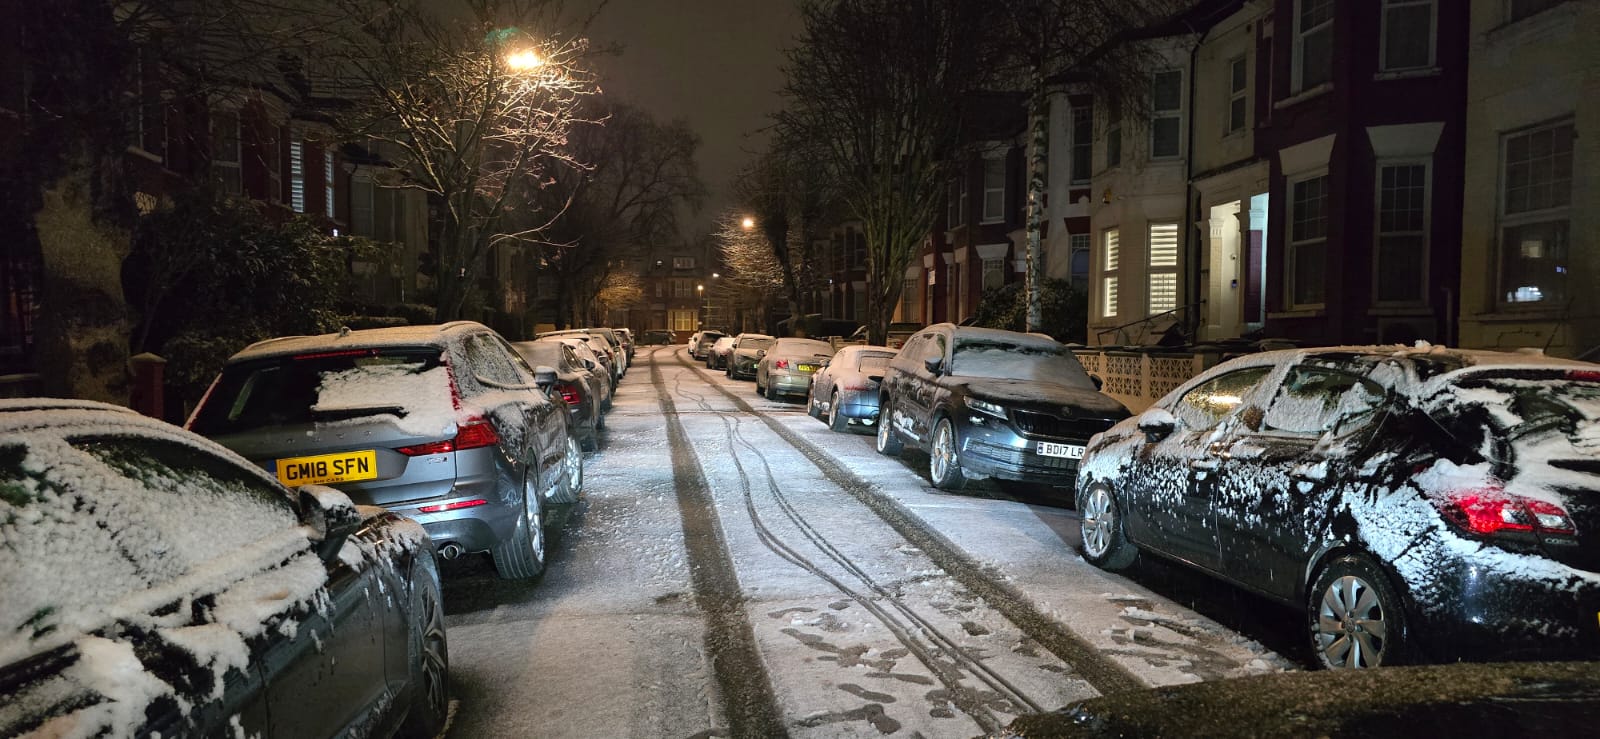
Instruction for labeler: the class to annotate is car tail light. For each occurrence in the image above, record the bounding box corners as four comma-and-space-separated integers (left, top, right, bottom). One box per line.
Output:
557, 382, 582, 406
293, 348, 379, 360
396, 416, 500, 456
418, 498, 488, 513
1436, 487, 1577, 538
1568, 370, 1600, 382
775, 359, 790, 369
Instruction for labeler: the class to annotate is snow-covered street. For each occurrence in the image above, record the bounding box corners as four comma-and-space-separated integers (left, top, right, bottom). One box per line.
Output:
439, 346, 1296, 737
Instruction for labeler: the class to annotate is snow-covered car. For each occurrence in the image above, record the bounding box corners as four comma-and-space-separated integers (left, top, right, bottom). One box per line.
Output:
541, 333, 619, 387
688, 330, 725, 360
559, 339, 614, 409
727, 333, 777, 380
755, 337, 835, 400
1074, 345, 1600, 668
849, 322, 924, 349
0, 399, 448, 738
190, 322, 582, 581
706, 335, 737, 370
614, 327, 636, 360
513, 340, 607, 451
808, 344, 898, 432
875, 324, 1130, 492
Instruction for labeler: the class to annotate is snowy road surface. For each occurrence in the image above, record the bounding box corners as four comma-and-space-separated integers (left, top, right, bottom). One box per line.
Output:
439, 346, 1295, 737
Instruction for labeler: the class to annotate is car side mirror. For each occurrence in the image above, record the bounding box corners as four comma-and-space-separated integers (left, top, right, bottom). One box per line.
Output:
299, 485, 362, 564
1090, 374, 1104, 391
533, 365, 558, 392
923, 357, 943, 375
1238, 404, 1265, 432
1137, 408, 1179, 443
758, 350, 767, 358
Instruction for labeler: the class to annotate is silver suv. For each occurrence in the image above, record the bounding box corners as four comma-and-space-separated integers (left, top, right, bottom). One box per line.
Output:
188, 321, 582, 580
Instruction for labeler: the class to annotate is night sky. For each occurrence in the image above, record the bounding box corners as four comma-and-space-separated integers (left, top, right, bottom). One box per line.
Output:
579, 0, 802, 237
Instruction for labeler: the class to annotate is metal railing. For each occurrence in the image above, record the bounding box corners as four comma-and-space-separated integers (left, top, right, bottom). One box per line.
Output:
1094, 302, 1199, 347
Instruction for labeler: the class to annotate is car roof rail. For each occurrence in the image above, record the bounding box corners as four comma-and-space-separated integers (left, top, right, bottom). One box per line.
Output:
242, 335, 312, 351
437, 321, 482, 333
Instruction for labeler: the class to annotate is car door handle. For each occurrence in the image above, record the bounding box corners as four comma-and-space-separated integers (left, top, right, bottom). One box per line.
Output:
1189, 457, 1221, 471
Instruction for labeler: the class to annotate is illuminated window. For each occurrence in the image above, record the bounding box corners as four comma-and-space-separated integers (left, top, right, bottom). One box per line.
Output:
1498, 120, 1573, 306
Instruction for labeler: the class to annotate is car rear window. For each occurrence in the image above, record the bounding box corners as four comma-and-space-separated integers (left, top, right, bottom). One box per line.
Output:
856, 352, 895, 372
192, 349, 452, 436
1437, 372, 1600, 462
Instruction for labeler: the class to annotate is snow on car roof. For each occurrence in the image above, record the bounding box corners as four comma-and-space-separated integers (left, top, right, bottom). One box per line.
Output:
773, 338, 834, 352
230, 321, 493, 362
947, 324, 1064, 352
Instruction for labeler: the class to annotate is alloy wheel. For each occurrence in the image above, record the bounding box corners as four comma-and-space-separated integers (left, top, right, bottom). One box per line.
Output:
565, 435, 583, 493
1081, 488, 1114, 559
418, 586, 448, 718
1314, 574, 1390, 668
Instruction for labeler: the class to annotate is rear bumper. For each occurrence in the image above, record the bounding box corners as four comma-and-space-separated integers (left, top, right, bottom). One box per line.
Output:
396, 495, 520, 553
832, 390, 880, 420
770, 372, 814, 396
1408, 557, 1600, 662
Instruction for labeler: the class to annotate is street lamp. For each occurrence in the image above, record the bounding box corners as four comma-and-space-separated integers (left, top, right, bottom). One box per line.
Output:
741, 217, 755, 230
506, 49, 545, 71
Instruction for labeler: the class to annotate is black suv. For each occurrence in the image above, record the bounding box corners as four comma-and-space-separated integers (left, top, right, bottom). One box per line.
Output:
875, 324, 1129, 492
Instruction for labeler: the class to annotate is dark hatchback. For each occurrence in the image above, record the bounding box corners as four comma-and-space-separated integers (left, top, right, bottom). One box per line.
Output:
512, 340, 606, 451
874, 324, 1130, 492
0, 400, 447, 738
1076, 346, 1600, 668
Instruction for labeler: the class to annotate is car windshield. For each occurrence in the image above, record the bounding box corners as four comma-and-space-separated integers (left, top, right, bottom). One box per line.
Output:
191, 349, 452, 436
951, 338, 1096, 388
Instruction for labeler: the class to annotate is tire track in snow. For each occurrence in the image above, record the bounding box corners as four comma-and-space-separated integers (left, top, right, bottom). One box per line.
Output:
648, 348, 789, 738
671, 350, 1145, 698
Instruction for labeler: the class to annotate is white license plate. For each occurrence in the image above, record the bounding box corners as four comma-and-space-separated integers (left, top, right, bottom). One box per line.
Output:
1036, 441, 1085, 460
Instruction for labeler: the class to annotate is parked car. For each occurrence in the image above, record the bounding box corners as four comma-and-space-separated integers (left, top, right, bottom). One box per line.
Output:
1074, 346, 1600, 668
615, 327, 636, 360
706, 335, 737, 370
756, 337, 836, 400
689, 330, 726, 360
512, 340, 605, 451
808, 344, 898, 432
0, 400, 448, 738
850, 322, 924, 349
541, 333, 619, 387
727, 333, 777, 380
640, 329, 674, 345
875, 324, 1130, 492
582, 327, 628, 375
189, 322, 582, 581
540, 328, 626, 376
559, 339, 614, 409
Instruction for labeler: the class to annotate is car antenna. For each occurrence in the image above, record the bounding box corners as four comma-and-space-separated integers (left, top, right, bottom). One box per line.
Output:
339, 326, 351, 338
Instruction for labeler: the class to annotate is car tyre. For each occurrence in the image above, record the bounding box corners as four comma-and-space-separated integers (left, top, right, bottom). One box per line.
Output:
827, 391, 849, 433
397, 557, 449, 739
1079, 483, 1138, 571
875, 401, 903, 456
1308, 554, 1408, 669
551, 434, 583, 504
928, 417, 967, 491
491, 478, 546, 580
764, 380, 779, 401
807, 386, 823, 420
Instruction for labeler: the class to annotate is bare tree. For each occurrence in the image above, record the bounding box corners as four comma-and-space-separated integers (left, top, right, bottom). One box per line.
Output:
729, 135, 836, 334
335, 0, 601, 321
986, 0, 1195, 330
533, 99, 705, 326
777, 0, 992, 345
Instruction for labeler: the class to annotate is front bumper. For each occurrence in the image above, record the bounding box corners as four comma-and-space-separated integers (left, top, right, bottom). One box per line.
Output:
955, 418, 1088, 488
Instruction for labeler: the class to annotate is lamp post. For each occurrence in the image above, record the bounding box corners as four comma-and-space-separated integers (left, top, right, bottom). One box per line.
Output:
697, 283, 705, 329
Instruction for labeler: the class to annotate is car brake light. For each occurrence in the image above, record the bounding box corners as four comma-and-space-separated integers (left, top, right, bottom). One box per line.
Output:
775, 359, 790, 369
418, 498, 488, 513
1568, 370, 1600, 382
1437, 488, 1577, 537
293, 348, 378, 360
557, 383, 582, 406
396, 416, 499, 456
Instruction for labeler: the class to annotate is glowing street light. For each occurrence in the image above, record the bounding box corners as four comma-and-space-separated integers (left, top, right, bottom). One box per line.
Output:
741, 217, 755, 230
506, 49, 545, 71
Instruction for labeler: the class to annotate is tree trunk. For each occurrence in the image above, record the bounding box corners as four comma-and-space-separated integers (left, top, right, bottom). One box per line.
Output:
1024, 69, 1048, 333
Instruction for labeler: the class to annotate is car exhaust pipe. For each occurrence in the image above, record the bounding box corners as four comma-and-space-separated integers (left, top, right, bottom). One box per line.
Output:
438, 543, 464, 560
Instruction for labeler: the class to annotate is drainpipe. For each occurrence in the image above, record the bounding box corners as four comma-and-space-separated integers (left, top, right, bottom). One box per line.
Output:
1184, 25, 1208, 344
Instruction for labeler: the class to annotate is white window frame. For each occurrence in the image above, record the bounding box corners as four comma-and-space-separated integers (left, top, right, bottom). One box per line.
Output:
1286, 171, 1330, 310
980, 155, 1007, 223
290, 135, 306, 212
669, 309, 698, 332
324, 150, 337, 218
1100, 228, 1120, 319
1380, 0, 1436, 73
1293, 0, 1335, 94
1496, 119, 1574, 307
1372, 159, 1431, 306
1147, 222, 1180, 315
1150, 69, 1183, 160
1226, 55, 1248, 135
211, 108, 242, 195
672, 256, 695, 269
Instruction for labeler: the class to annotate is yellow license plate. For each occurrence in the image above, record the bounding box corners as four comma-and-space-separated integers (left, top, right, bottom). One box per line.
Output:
798, 364, 820, 373
276, 450, 378, 487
